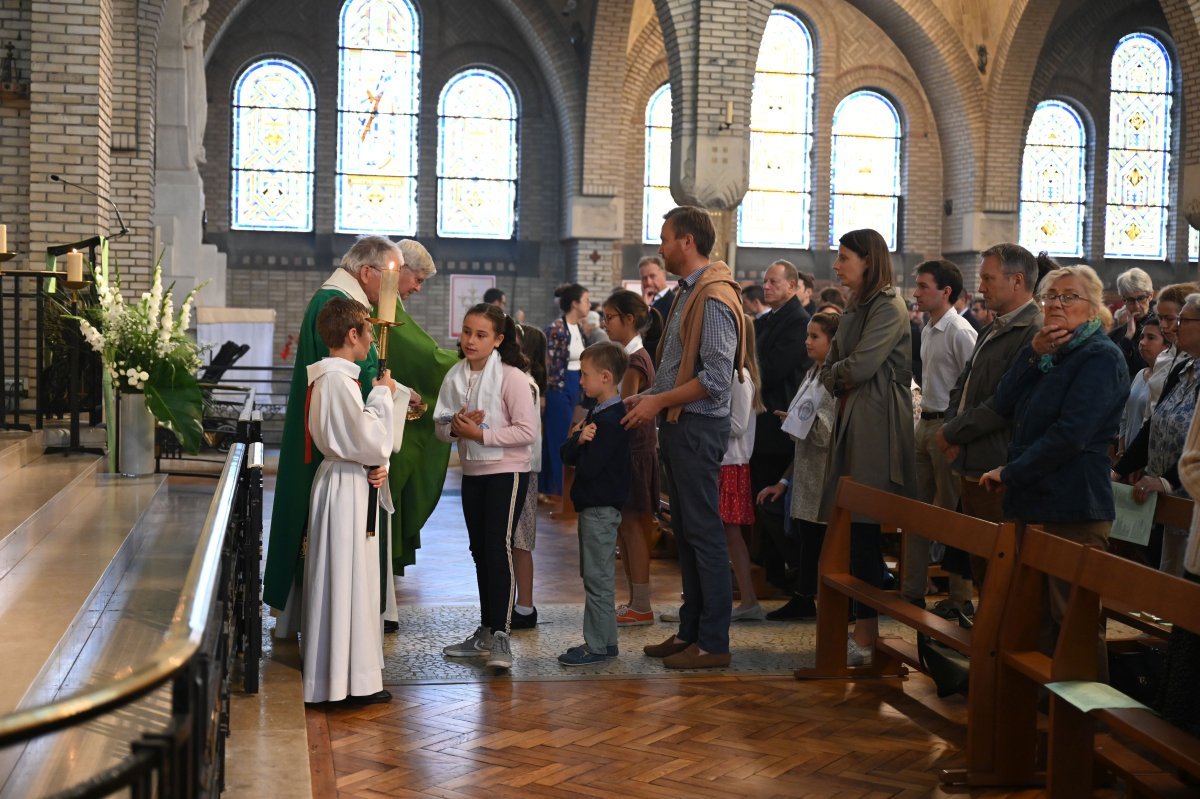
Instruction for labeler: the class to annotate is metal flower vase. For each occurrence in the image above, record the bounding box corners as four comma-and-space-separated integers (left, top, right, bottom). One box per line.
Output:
118, 391, 156, 476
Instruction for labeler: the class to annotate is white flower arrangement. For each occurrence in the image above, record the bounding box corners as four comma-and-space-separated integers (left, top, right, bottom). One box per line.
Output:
77, 251, 207, 453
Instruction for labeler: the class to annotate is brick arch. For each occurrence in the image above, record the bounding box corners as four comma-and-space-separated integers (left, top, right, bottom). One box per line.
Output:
490, 0, 585, 231
621, 13, 668, 248
823, 66, 943, 260
840, 0, 983, 244
579, 0, 635, 197
982, 0, 1066, 213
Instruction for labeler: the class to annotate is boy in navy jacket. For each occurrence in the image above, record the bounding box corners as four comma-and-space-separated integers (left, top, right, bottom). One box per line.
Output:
558, 342, 632, 665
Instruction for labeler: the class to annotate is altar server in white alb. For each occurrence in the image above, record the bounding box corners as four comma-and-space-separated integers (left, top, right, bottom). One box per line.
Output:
302, 296, 409, 705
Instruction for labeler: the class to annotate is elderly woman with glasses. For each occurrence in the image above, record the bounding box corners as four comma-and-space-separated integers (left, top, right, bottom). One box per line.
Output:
1109, 267, 1156, 378
1113, 292, 1200, 575
979, 265, 1129, 673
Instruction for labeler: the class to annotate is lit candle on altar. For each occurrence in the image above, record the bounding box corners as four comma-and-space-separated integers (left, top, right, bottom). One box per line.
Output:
0, 224, 7, 253
66, 250, 84, 283
377, 260, 398, 324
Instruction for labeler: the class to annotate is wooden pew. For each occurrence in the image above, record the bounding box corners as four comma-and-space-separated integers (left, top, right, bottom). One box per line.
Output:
990, 526, 1090, 787
796, 477, 1019, 786
1044, 545, 1200, 797
1103, 493, 1194, 640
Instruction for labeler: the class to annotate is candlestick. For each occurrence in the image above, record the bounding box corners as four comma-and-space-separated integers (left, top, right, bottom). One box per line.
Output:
377, 260, 399, 324
66, 250, 83, 283
0, 223, 7, 253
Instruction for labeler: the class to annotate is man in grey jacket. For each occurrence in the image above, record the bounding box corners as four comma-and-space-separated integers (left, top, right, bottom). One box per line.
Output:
938, 243, 1043, 585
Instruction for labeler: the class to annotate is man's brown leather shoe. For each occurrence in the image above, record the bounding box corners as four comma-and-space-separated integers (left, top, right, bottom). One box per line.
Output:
662, 644, 732, 670
643, 635, 692, 658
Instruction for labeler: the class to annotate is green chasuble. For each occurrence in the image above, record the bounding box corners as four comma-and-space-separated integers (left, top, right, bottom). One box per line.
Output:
263, 284, 378, 611
386, 302, 459, 573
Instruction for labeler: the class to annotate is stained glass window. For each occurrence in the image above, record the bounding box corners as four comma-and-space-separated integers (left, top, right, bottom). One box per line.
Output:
231, 59, 315, 231
1019, 100, 1087, 257
643, 84, 673, 243
336, 0, 421, 234
829, 91, 901, 249
1105, 32, 1172, 259
437, 69, 518, 239
738, 9, 814, 249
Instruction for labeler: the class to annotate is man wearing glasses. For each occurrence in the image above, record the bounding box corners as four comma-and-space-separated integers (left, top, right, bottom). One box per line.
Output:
1109, 267, 1157, 378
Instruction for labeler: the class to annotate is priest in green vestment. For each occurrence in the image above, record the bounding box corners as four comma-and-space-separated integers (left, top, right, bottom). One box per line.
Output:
263, 236, 400, 618
387, 239, 459, 572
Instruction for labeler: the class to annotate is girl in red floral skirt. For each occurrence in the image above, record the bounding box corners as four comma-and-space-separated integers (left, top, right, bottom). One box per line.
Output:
720, 316, 766, 620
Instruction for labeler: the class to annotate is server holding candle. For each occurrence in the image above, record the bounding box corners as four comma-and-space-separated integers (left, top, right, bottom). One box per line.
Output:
264, 236, 416, 640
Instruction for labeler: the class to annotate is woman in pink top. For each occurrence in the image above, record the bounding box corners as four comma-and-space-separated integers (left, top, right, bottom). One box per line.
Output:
434, 305, 537, 672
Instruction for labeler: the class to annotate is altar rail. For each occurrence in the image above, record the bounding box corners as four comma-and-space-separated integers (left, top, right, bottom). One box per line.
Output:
0, 431, 264, 797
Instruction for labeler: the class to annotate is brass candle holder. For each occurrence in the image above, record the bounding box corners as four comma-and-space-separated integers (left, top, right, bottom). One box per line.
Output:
369, 316, 425, 421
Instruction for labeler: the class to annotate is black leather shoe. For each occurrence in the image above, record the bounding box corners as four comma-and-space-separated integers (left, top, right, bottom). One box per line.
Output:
346, 690, 392, 705
510, 606, 538, 629
383, 620, 399, 634
766, 595, 816, 620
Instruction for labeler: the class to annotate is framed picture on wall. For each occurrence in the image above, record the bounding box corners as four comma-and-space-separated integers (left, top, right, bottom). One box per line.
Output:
449, 275, 497, 338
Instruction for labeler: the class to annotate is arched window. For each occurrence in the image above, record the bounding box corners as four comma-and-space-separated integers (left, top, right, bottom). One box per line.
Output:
1105, 32, 1172, 259
829, 90, 902, 249
643, 84, 673, 243
336, 0, 421, 234
1019, 100, 1087, 257
230, 59, 315, 231
739, 9, 814, 249
437, 69, 519, 239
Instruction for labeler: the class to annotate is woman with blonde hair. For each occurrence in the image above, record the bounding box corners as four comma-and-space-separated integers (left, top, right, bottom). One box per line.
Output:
980, 264, 1128, 675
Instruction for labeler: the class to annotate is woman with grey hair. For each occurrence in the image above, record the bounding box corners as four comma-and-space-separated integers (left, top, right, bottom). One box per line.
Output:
980, 264, 1128, 676
1114, 291, 1200, 575
1110, 266, 1157, 377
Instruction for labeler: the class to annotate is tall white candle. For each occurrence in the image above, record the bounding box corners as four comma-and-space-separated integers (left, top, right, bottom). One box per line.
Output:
377, 261, 399, 324
66, 250, 84, 283
0, 224, 7, 254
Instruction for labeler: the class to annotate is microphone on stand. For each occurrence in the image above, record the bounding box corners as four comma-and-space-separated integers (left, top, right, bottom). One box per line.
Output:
49, 174, 129, 239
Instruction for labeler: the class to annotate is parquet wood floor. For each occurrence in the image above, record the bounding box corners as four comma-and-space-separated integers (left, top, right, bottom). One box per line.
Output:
303, 466, 1046, 797
307, 675, 1046, 798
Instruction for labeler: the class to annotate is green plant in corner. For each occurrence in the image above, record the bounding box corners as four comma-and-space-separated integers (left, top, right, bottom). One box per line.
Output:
76, 246, 207, 454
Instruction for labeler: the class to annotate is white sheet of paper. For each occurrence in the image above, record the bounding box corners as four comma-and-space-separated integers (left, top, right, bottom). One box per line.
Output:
1110, 482, 1157, 546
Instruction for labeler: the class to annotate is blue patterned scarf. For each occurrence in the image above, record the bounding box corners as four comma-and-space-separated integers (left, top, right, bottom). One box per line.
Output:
1036, 317, 1103, 373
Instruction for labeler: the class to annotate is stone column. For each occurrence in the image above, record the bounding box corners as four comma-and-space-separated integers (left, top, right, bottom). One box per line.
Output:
653, 0, 774, 259
153, 0, 226, 307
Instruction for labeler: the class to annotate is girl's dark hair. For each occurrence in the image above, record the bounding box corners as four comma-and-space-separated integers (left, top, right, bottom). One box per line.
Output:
603, 289, 650, 333
1139, 313, 1161, 330
838, 228, 893, 307
555, 283, 587, 313
809, 311, 841, 339
462, 304, 529, 370
518, 323, 548, 394
1035, 251, 1058, 285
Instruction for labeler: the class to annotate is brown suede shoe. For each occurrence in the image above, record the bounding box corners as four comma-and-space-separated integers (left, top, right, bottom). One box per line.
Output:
662, 644, 732, 670
643, 635, 692, 658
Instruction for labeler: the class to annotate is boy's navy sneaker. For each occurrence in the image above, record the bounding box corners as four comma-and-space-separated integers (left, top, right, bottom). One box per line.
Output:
558, 643, 617, 666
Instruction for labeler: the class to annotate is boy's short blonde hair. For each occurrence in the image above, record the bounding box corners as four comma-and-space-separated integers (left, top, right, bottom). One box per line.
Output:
580, 341, 628, 384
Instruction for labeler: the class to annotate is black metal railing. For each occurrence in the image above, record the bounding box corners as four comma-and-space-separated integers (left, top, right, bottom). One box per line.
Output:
0, 418, 264, 797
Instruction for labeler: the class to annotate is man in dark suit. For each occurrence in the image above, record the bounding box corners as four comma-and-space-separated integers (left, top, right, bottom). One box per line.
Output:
639, 255, 675, 364
748, 260, 813, 619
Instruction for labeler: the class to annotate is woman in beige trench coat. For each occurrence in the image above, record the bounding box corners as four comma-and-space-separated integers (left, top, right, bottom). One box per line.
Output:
820, 228, 918, 665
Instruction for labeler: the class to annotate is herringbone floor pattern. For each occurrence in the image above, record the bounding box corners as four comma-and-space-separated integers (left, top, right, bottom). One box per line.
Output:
307, 675, 1044, 798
